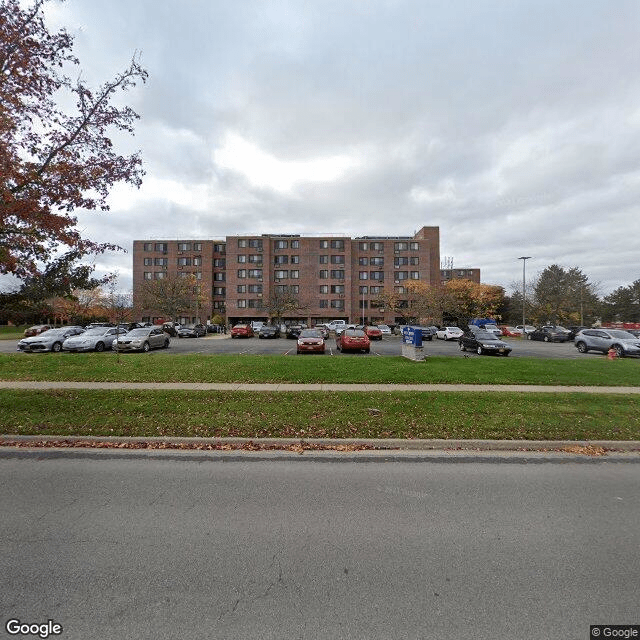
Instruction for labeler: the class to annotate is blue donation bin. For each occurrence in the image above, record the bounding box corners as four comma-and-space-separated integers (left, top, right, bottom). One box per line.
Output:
402, 326, 422, 347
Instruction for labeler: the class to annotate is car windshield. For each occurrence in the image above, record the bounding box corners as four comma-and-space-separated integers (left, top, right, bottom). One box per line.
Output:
609, 330, 636, 339
127, 328, 149, 337
300, 329, 320, 338
475, 331, 497, 340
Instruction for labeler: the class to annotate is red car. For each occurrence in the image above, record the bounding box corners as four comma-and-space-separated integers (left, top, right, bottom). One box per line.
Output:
24, 324, 51, 337
499, 325, 521, 337
230, 324, 254, 338
297, 329, 325, 354
336, 328, 371, 353
363, 325, 382, 341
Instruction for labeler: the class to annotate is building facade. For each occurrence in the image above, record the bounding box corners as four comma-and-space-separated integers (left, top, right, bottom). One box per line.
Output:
133, 226, 440, 326
440, 268, 481, 284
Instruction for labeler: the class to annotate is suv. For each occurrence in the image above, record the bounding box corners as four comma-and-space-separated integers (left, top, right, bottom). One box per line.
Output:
574, 329, 640, 357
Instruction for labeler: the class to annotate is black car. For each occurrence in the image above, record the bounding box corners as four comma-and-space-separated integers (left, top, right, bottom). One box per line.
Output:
258, 325, 281, 339
527, 327, 568, 342
458, 329, 512, 356
285, 324, 306, 339
414, 326, 436, 341
177, 324, 207, 338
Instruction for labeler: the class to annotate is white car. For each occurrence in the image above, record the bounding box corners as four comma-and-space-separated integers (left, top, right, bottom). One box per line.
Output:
377, 324, 392, 335
482, 324, 503, 337
63, 326, 122, 353
515, 325, 536, 334
17, 326, 85, 353
436, 326, 464, 340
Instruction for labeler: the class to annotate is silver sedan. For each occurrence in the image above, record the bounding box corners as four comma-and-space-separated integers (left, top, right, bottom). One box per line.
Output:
113, 327, 171, 352
17, 326, 85, 353
62, 326, 122, 353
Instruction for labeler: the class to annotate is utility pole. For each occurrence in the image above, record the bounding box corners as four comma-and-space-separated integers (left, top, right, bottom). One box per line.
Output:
518, 256, 531, 337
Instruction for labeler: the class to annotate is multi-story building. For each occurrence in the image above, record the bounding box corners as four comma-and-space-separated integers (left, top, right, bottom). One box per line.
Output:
133, 226, 440, 326
440, 268, 481, 284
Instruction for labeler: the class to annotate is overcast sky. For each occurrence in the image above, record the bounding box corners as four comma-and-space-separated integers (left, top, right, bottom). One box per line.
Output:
43, 0, 640, 295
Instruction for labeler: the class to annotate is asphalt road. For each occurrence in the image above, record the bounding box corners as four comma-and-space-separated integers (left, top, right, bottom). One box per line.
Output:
1, 334, 600, 359
1, 452, 638, 640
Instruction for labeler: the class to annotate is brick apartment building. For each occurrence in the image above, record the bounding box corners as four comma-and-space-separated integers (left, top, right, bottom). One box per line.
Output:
441, 267, 481, 284
132, 226, 440, 326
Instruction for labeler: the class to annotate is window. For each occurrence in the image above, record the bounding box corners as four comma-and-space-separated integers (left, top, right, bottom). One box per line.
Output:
290, 270, 299, 279
154, 271, 166, 279
371, 242, 384, 251
248, 254, 262, 263
331, 285, 345, 294
238, 239, 248, 248
410, 256, 419, 265
248, 269, 262, 278
331, 270, 345, 279
395, 271, 408, 280
177, 242, 191, 251
319, 255, 328, 264
144, 258, 152, 266
370, 257, 384, 266
359, 257, 368, 266
214, 243, 225, 253
237, 255, 247, 263
359, 286, 368, 294
331, 255, 345, 264
274, 255, 288, 265
248, 239, 263, 249
291, 240, 299, 249
289, 285, 299, 294
359, 242, 368, 251
359, 271, 368, 280
193, 257, 202, 266
370, 271, 384, 281
291, 255, 300, 264
410, 242, 419, 251
275, 270, 288, 279
213, 301, 224, 310
394, 242, 409, 251
359, 300, 369, 309
143, 242, 153, 251
237, 269, 247, 278
178, 272, 189, 279
319, 300, 328, 308
196, 272, 202, 280
319, 270, 329, 279
154, 258, 168, 266
331, 239, 344, 249
178, 257, 191, 266
248, 284, 262, 293
237, 299, 247, 308
410, 271, 420, 279
237, 285, 247, 293
194, 242, 202, 251
275, 240, 288, 249
319, 285, 329, 294
320, 240, 329, 249
143, 272, 152, 280
214, 287, 225, 295
248, 299, 261, 308
394, 257, 408, 267
155, 242, 167, 252
394, 286, 406, 293
214, 272, 225, 281
370, 286, 382, 294
330, 299, 345, 309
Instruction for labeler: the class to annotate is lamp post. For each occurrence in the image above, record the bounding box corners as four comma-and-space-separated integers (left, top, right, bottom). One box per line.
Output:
518, 256, 531, 337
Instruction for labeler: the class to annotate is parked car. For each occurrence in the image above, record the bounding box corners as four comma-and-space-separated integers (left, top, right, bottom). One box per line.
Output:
251, 321, 265, 332
313, 324, 329, 339
113, 326, 170, 352
334, 323, 356, 336
177, 324, 207, 338
574, 329, 640, 357
542, 325, 571, 339
527, 327, 569, 342
285, 324, 306, 339
297, 329, 326, 354
363, 325, 383, 341
161, 322, 181, 337
515, 325, 536, 334
499, 326, 521, 337
62, 326, 121, 352
567, 326, 588, 340
377, 324, 392, 335
436, 326, 464, 341
459, 329, 512, 356
258, 325, 281, 339
482, 324, 503, 336
17, 326, 85, 353
410, 326, 435, 341
627, 329, 640, 338
325, 320, 347, 332
336, 328, 371, 353
23, 324, 51, 337
230, 324, 254, 338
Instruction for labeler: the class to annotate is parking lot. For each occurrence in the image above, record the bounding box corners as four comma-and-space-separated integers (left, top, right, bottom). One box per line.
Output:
1, 333, 607, 359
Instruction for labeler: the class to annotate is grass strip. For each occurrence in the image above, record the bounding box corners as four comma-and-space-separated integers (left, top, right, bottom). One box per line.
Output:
1, 353, 639, 386
1, 389, 639, 441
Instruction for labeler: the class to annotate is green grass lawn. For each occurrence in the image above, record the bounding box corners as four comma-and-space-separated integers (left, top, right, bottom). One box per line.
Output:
1, 389, 639, 441
1, 353, 639, 386
0, 326, 28, 340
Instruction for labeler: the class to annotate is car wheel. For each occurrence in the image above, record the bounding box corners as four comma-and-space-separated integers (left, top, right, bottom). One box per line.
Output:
95, 342, 105, 352
142, 341, 150, 353
459, 342, 465, 351
52, 341, 62, 353
613, 344, 625, 358
543, 336, 550, 342
476, 346, 483, 355
503, 352, 510, 356
163, 340, 169, 349
576, 342, 588, 353
527, 334, 532, 340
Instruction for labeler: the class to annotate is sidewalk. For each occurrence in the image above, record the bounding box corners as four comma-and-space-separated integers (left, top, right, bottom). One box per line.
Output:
1, 380, 640, 393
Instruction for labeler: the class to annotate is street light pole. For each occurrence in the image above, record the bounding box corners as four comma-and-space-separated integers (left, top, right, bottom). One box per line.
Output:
518, 256, 531, 337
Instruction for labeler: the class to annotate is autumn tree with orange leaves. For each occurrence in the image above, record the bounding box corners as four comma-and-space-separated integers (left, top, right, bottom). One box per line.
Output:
0, 0, 146, 285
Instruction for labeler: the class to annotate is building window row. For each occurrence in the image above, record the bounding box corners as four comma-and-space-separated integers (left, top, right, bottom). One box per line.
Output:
237, 239, 264, 249
274, 270, 300, 279
237, 269, 263, 279
143, 242, 205, 252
